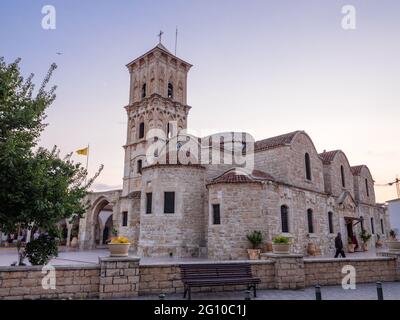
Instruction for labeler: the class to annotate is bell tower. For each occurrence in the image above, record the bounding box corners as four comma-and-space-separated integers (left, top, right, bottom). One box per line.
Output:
122, 42, 193, 196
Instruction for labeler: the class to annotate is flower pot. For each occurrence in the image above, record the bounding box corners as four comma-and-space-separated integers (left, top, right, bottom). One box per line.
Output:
265, 242, 273, 252
347, 244, 355, 253
247, 249, 261, 260
108, 243, 131, 257
376, 240, 383, 248
71, 237, 79, 248
386, 240, 400, 252
272, 243, 290, 254
307, 243, 317, 256
362, 242, 369, 251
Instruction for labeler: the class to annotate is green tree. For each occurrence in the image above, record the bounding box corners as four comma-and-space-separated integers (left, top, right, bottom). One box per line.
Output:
0, 57, 102, 264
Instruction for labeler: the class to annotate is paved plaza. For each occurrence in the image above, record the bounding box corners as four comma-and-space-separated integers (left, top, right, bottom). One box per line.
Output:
0, 246, 387, 266
128, 282, 400, 300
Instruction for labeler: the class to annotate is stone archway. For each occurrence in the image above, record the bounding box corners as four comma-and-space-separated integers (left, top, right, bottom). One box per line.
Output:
78, 190, 122, 250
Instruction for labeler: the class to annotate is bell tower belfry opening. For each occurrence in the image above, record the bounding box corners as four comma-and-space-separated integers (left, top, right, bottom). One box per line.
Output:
122, 43, 193, 196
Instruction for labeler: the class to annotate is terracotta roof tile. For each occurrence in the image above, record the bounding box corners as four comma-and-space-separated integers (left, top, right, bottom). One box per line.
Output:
254, 131, 300, 152
351, 165, 364, 176
208, 168, 275, 186
319, 150, 340, 165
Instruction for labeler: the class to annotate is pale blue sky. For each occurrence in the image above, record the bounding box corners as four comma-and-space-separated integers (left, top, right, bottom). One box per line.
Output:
1, 0, 399, 201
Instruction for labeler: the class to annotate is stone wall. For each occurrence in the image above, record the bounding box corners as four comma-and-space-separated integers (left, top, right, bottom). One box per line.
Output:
207, 183, 267, 260
353, 166, 376, 205
139, 165, 206, 258
99, 257, 140, 299
0, 255, 398, 299
139, 261, 275, 295
0, 265, 100, 300
304, 257, 397, 286
322, 151, 355, 198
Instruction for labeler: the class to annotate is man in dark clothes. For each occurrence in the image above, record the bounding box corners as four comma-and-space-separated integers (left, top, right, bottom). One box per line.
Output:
334, 232, 346, 258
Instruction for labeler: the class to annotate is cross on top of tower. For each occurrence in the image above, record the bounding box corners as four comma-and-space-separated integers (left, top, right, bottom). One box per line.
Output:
157, 30, 164, 44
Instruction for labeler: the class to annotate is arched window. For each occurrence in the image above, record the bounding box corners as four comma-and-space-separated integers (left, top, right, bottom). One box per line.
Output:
370, 217, 375, 234
365, 178, 369, 197
139, 122, 145, 139
281, 205, 289, 233
340, 165, 346, 188
328, 211, 334, 234
137, 159, 142, 174
305, 153, 312, 181
141, 83, 147, 98
167, 122, 172, 139
167, 82, 173, 99
307, 209, 314, 233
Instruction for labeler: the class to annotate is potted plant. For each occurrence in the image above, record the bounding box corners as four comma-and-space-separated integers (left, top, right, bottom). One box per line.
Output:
272, 236, 291, 254
347, 237, 355, 253
359, 230, 372, 251
246, 230, 263, 260
386, 229, 400, 252
108, 236, 131, 257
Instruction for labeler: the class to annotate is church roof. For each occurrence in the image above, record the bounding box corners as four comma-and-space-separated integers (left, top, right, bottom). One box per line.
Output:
208, 168, 275, 186
350, 165, 365, 176
126, 43, 192, 68
155, 42, 171, 54
319, 150, 340, 165
254, 131, 301, 152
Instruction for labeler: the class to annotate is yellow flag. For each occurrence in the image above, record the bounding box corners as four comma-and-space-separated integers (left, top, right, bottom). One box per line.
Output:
76, 147, 89, 156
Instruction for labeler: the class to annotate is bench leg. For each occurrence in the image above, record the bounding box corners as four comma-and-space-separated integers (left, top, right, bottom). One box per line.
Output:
183, 286, 187, 299
188, 287, 192, 300
253, 284, 257, 298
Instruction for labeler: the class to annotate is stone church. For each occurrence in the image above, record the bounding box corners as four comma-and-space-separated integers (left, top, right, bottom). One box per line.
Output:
78, 43, 390, 259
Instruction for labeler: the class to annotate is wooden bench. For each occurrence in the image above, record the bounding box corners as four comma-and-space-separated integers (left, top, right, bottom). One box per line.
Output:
180, 263, 261, 300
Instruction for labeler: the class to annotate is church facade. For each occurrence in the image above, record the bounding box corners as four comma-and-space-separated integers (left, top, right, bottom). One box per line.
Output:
78, 43, 390, 259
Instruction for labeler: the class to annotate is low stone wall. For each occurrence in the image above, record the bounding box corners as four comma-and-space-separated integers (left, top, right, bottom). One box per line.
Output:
0, 254, 398, 299
0, 265, 100, 300
99, 257, 140, 299
139, 260, 276, 295
304, 257, 397, 286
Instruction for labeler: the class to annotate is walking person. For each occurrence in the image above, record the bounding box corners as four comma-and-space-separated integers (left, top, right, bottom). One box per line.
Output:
334, 232, 346, 258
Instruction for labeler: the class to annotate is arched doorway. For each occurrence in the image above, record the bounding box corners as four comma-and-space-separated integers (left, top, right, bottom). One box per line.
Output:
93, 199, 114, 248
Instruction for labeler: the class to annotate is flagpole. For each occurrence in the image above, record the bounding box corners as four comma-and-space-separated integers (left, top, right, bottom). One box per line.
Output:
85, 144, 89, 186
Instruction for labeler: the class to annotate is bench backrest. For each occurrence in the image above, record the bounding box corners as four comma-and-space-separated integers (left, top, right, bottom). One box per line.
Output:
180, 263, 253, 280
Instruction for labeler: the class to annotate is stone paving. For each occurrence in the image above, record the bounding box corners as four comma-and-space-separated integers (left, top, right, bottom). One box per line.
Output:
128, 282, 400, 300
0, 247, 388, 266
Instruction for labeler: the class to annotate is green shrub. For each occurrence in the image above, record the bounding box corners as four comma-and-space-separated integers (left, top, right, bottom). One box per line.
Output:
359, 230, 371, 243
246, 231, 263, 249
25, 234, 59, 265
272, 236, 290, 244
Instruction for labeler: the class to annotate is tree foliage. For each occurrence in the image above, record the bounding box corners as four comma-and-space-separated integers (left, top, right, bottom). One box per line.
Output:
0, 57, 102, 236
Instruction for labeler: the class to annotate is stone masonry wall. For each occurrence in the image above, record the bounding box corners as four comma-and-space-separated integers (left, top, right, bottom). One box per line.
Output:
139, 165, 206, 258
304, 257, 397, 286
207, 183, 267, 260
323, 151, 355, 198
139, 261, 275, 295
0, 256, 398, 299
0, 265, 100, 300
99, 257, 140, 299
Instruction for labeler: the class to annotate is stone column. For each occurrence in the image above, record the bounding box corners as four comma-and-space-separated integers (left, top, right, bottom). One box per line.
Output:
66, 219, 72, 247
261, 253, 305, 289
99, 256, 140, 299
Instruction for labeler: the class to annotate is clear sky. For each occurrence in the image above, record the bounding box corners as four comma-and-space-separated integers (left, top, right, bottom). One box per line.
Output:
1, 0, 399, 202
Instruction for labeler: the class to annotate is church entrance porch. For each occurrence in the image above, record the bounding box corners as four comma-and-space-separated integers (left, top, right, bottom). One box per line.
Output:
345, 217, 364, 252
